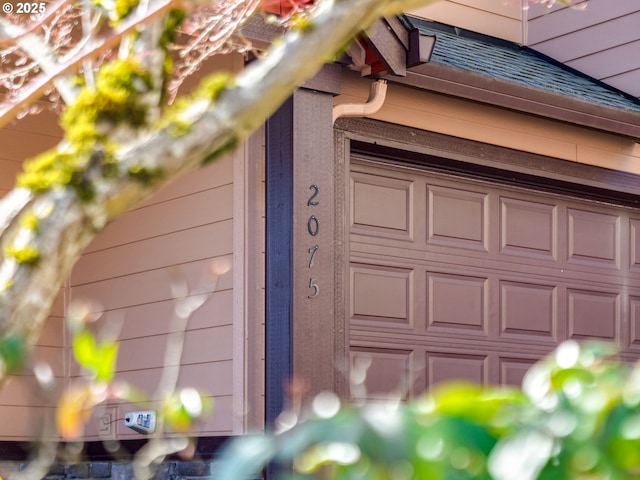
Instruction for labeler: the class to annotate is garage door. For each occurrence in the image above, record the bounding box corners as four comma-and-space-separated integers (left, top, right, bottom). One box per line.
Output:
349, 158, 640, 400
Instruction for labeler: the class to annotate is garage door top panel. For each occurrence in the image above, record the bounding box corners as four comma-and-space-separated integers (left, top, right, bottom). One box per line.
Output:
351, 161, 640, 286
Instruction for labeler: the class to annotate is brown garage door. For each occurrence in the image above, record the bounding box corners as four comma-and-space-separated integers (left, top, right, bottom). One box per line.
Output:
349, 158, 640, 400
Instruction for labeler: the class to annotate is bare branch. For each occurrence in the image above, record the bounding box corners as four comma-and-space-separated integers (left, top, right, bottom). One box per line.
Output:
0, 0, 69, 47
0, 16, 77, 104
0, 0, 177, 126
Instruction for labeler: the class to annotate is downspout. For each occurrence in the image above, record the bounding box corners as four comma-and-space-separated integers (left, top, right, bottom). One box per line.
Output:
332, 79, 388, 125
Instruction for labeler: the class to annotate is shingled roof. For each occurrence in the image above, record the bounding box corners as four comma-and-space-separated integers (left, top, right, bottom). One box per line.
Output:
409, 17, 640, 113
386, 16, 640, 139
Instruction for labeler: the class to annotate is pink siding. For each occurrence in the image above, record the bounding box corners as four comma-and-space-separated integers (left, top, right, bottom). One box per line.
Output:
0, 112, 65, 440
527, 0, 640, 97
527, 1, 638, 44
0, 109, 61, 197
408, 0, 524, 43
70, 156, 238, 439
0, 71, 243, 439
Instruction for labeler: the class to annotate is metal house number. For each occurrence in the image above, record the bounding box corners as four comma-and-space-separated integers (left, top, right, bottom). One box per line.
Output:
307, 185, 319, 299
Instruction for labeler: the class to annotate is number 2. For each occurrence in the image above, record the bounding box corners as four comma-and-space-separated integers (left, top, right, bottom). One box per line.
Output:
308, 185, 319, 206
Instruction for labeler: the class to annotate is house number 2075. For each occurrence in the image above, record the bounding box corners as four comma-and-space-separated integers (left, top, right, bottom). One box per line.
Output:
307, 184, 319, 299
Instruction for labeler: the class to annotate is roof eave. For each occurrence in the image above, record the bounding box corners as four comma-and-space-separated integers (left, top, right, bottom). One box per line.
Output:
384, 62, 640, 141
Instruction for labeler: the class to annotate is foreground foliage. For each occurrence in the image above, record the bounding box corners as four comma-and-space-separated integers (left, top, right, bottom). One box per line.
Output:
218, 341, 640, 480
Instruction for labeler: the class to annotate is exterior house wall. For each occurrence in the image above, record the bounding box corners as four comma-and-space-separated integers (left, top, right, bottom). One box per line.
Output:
335, 72, 640, 175
0, 2, 639, 448
0, 108, 62, 197
527, 1, 640, 97
409, 0, 640, 98
338, 125, 640, 397
0, 110, 66, 440
408, 0, 525, 43
0, 54, 264, 441
71, 152, 238, 440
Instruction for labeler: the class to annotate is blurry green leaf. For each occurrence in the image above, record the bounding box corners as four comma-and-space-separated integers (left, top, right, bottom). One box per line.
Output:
0, 333, 26, 373
94, 341, 118, 381
216, 435, 278, 480
602, 404, 640, 474
429, 382, 526, 434
72, 330, 97, 367
550, 367, 594, 391
488, 428, 553, 480
72, 330, 118, 381
163, 389, 211, 432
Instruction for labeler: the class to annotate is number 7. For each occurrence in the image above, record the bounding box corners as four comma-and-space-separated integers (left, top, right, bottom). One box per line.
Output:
308, 245, 319, 268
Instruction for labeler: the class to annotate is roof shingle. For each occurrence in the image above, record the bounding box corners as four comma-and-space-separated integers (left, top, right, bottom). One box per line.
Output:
406, 17, 640, 114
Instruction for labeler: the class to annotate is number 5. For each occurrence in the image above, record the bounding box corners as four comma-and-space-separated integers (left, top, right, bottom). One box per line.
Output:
308, 278, 319, 299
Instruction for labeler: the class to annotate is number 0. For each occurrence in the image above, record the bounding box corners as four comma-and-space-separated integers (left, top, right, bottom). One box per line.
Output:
308, 215, 319, 236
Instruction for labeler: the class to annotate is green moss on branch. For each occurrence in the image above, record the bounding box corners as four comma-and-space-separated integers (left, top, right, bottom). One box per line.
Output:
157, 72, 236, 137
20, 212, 39, 232
17, 59, 152, 199
5, 245, 40, 265
127, 164, 165, 185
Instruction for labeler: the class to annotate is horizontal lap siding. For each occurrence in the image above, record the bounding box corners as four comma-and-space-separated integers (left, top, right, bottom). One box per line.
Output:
0, 309, 65, 440
0, 55, 245, 440
0, 112, 65, 440
408, 0, 524, 43
335, 75, 640, 173
527, 1, 640, 97
71, 156, 237, 439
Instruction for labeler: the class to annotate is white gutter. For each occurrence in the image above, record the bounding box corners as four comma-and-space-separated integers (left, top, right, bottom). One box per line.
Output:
332, 79, 388, 125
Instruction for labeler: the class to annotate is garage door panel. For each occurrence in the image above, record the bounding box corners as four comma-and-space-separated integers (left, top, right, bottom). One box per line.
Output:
628, 296, 640, 350
500, 197, 557, 261
567, 209, 621, 269
352, 239, 635, 289
568, 288, 619, 342
349, 159, 640, 398
499, 356, 539, 387
427, 272, 488, 336
629, 219, 640, 271
350, 347, 414, 401
427, 352, 488, 387
351, 264, 413, 328
499, 281, 558, 342
351, 172, 414, 240
427, 185, 488, 252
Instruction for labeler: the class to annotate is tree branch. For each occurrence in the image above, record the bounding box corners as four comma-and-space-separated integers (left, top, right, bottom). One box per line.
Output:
0, 16, 77, 105
0, 0, 177, 127
0, 0, 437, 384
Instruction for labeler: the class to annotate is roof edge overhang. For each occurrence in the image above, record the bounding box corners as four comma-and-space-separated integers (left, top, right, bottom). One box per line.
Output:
385, 62, 640, 141
241, 13, 640, 140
